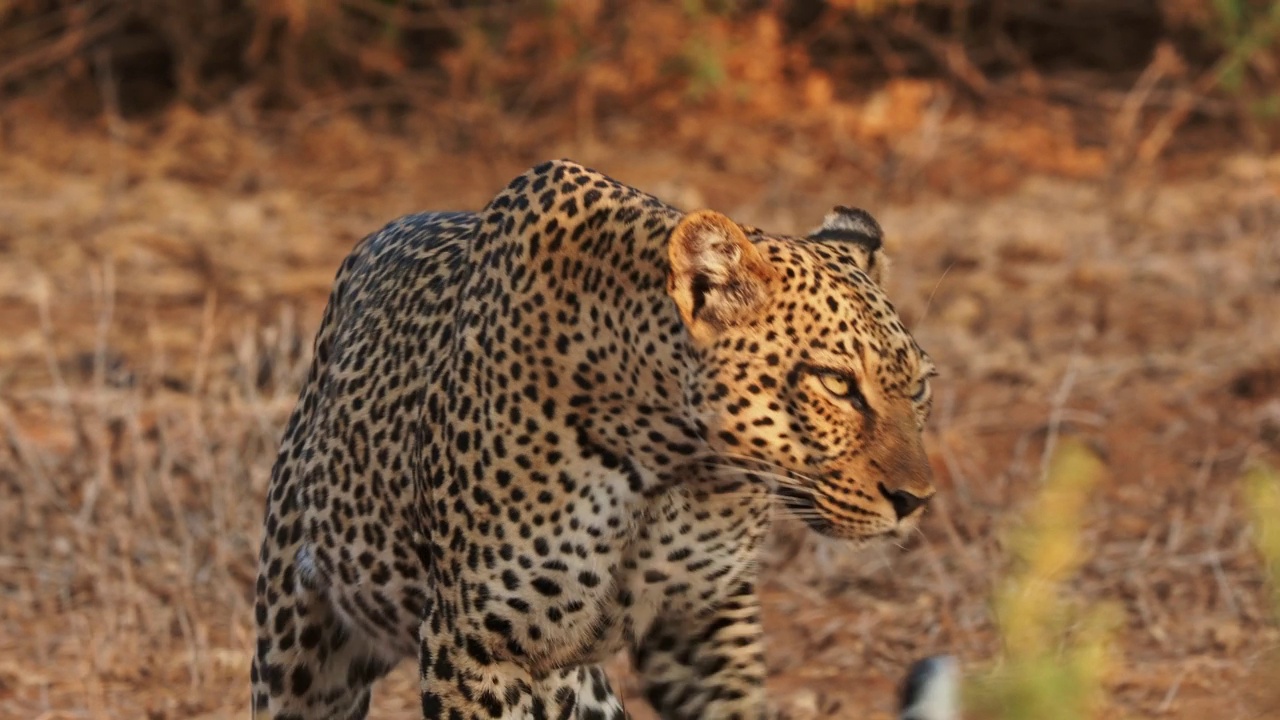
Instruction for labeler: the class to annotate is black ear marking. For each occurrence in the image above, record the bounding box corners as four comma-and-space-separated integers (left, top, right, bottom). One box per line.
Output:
689, 273, 712, 320
807, 206, 883, 252
806, 205, 890, 284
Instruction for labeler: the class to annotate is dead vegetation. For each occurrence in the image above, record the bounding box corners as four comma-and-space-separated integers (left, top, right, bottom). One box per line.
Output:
2, 2, 1280, 719
3, 0, 1280, 160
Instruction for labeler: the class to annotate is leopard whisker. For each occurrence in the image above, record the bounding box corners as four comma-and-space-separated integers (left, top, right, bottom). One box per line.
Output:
701, 461, 802, 481
706, 468, 811, 493
683, 451, 817, 483
699, 462, 815, 489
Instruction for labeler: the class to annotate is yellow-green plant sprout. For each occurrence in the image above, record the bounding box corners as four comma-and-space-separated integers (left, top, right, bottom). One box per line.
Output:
1242, 462, 1280, 717
1244, 462, 1280, 617
967, 438, 1121, 720
1210, 0, 1280, 95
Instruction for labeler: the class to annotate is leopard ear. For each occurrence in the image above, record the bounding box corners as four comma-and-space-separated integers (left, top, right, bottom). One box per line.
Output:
667, 210, 779, 344
808, 205, 890, 286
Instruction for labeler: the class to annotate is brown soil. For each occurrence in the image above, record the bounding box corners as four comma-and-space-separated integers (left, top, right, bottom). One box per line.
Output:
1, 90, 1278, 719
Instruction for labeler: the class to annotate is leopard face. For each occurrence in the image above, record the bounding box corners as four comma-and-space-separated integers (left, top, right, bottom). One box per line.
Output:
668, 207, 936, 542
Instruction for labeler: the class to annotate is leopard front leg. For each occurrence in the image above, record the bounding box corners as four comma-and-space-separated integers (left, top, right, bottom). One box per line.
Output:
632, 579, 769, 720
417, 611, 628, 720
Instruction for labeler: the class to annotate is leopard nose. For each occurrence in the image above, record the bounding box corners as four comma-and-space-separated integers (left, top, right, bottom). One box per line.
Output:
879, 483, 930, 520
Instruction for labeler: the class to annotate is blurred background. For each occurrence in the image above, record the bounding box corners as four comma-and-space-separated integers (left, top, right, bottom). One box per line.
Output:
1, 1, 1279, 718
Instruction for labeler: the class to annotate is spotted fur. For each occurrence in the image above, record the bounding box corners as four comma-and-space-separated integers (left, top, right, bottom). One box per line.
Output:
251, 160, 938, 720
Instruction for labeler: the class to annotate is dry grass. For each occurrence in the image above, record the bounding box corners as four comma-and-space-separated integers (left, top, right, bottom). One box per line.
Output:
2, 94, 1280, 720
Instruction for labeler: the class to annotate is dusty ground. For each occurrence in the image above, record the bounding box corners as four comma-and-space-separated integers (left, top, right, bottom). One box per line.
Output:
1, 92, 1279, 719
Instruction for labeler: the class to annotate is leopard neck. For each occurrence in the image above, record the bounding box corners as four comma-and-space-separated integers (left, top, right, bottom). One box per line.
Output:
455, 160, 710, 484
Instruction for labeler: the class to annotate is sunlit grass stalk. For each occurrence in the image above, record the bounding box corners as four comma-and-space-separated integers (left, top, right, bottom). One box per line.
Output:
1244, 462, 1280, 619
967, 438, 1119, 720
1241, 462, 1280, 716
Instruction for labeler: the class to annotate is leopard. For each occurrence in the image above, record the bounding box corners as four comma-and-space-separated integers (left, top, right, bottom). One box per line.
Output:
250, 159, 938, 720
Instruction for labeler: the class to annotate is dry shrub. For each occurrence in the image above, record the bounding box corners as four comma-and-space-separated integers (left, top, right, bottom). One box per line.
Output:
468, 3, 814, 122
1, 0, 1277, 150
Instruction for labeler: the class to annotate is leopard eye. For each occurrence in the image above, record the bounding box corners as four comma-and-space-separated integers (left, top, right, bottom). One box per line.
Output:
912, 380, 930, 403
817, 372, 868, 412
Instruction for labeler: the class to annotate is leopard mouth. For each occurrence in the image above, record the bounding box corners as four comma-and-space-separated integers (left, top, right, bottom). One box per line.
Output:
774, 485, 900, 540
775, 485, 836, 535
699, 460, 903, 539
